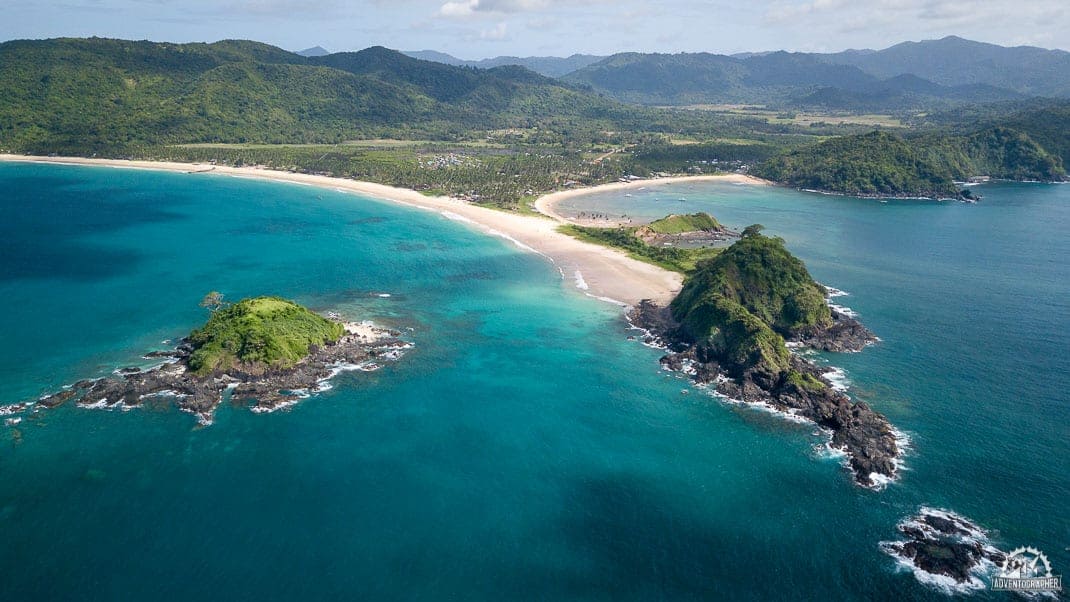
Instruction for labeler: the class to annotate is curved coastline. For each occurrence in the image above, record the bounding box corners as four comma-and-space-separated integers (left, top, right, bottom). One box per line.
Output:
534, 173, 771, 225
0, 154, 692, 306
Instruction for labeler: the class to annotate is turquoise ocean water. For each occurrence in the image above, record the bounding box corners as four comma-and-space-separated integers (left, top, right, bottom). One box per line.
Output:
0, 163, 1066, 600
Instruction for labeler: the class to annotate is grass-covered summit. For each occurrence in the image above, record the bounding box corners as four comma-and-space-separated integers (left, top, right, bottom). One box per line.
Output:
187, 296, 344, 376
643, 213, 724, 234
561, 212, 730, 273
669, 229, 831, 377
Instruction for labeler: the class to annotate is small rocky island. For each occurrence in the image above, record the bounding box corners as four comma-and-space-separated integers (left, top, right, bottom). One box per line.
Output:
881, 508, 1007, 592
33, 295, 411, 425
629, 226, 901, 488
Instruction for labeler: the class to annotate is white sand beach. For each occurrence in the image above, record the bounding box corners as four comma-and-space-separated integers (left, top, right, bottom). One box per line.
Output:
1, 155, 704, 305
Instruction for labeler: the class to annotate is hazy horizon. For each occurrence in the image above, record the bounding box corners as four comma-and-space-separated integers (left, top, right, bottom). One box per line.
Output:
4, 1, 1069, 60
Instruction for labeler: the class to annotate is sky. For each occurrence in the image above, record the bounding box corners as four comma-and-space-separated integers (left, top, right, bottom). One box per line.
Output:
4, 0, 1069, 58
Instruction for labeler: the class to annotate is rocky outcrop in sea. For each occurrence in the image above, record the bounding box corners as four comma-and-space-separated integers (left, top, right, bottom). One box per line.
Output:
880, 507, 1006, 593
30, 319, 411, 425
629, 300, 900, 488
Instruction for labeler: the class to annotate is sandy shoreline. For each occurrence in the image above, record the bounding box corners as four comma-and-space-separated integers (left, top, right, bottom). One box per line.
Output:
534, 173, 769, 224
1, 154, 699, 306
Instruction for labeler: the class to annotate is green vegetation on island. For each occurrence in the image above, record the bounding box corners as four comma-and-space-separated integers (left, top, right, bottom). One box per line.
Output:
560, 212, 729, 273
643, 213, 724, 234
669, 228, 831, 380
754, 131, 960, 197
633, 227, 896, 487
187, 296, 345, 376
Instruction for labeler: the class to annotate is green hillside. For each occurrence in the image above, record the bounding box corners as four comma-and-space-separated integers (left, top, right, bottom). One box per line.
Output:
754, 129, 1064, 196
754, 131, 960, 197
0, 38, 628, 154
669, 231, 831, 379
646, 213, 724, 234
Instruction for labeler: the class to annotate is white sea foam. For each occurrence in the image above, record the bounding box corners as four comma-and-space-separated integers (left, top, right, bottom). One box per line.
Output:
250, 398, 303, 414
584, 293, 627, 306
887, 551, 989, 595
700, 384, 813, 425
868, 471, 895, 488
0, 403, 30, 416
816, 442, 848, 461
881, 507, 1002, 594
5, 417, 21, 426
573, 270, 590, 290
818, 284, 861, 317
440, 210, 475, 224
822, 366, 849, 392
486, 228, 542, 255
138, 389, 188, 401
828, 302, 859, 318
378, 348, 407, 361
79, 398, 113, 410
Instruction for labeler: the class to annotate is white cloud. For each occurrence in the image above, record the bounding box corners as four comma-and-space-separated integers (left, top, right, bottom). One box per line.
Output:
480, 21, 508, 39
438, 0, 606, 18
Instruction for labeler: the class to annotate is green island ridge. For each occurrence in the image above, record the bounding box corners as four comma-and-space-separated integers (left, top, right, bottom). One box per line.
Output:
559, 213, 729, 273
187, 296, 346, 376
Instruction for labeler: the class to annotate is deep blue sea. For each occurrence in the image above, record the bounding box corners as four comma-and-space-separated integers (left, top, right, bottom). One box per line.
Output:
1, 163, 1067, 600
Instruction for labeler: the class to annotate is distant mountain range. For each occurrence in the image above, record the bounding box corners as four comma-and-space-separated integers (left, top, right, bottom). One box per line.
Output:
821, 36, 1070, 96
401, 36, 1070, 110
403, 50, 603, 78
296, 46, 330, 57
563, 37, 1070, 109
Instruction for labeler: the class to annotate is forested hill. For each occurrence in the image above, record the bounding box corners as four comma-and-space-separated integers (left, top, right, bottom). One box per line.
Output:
753, 129, 1065, 197
0, 38, 629, 154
